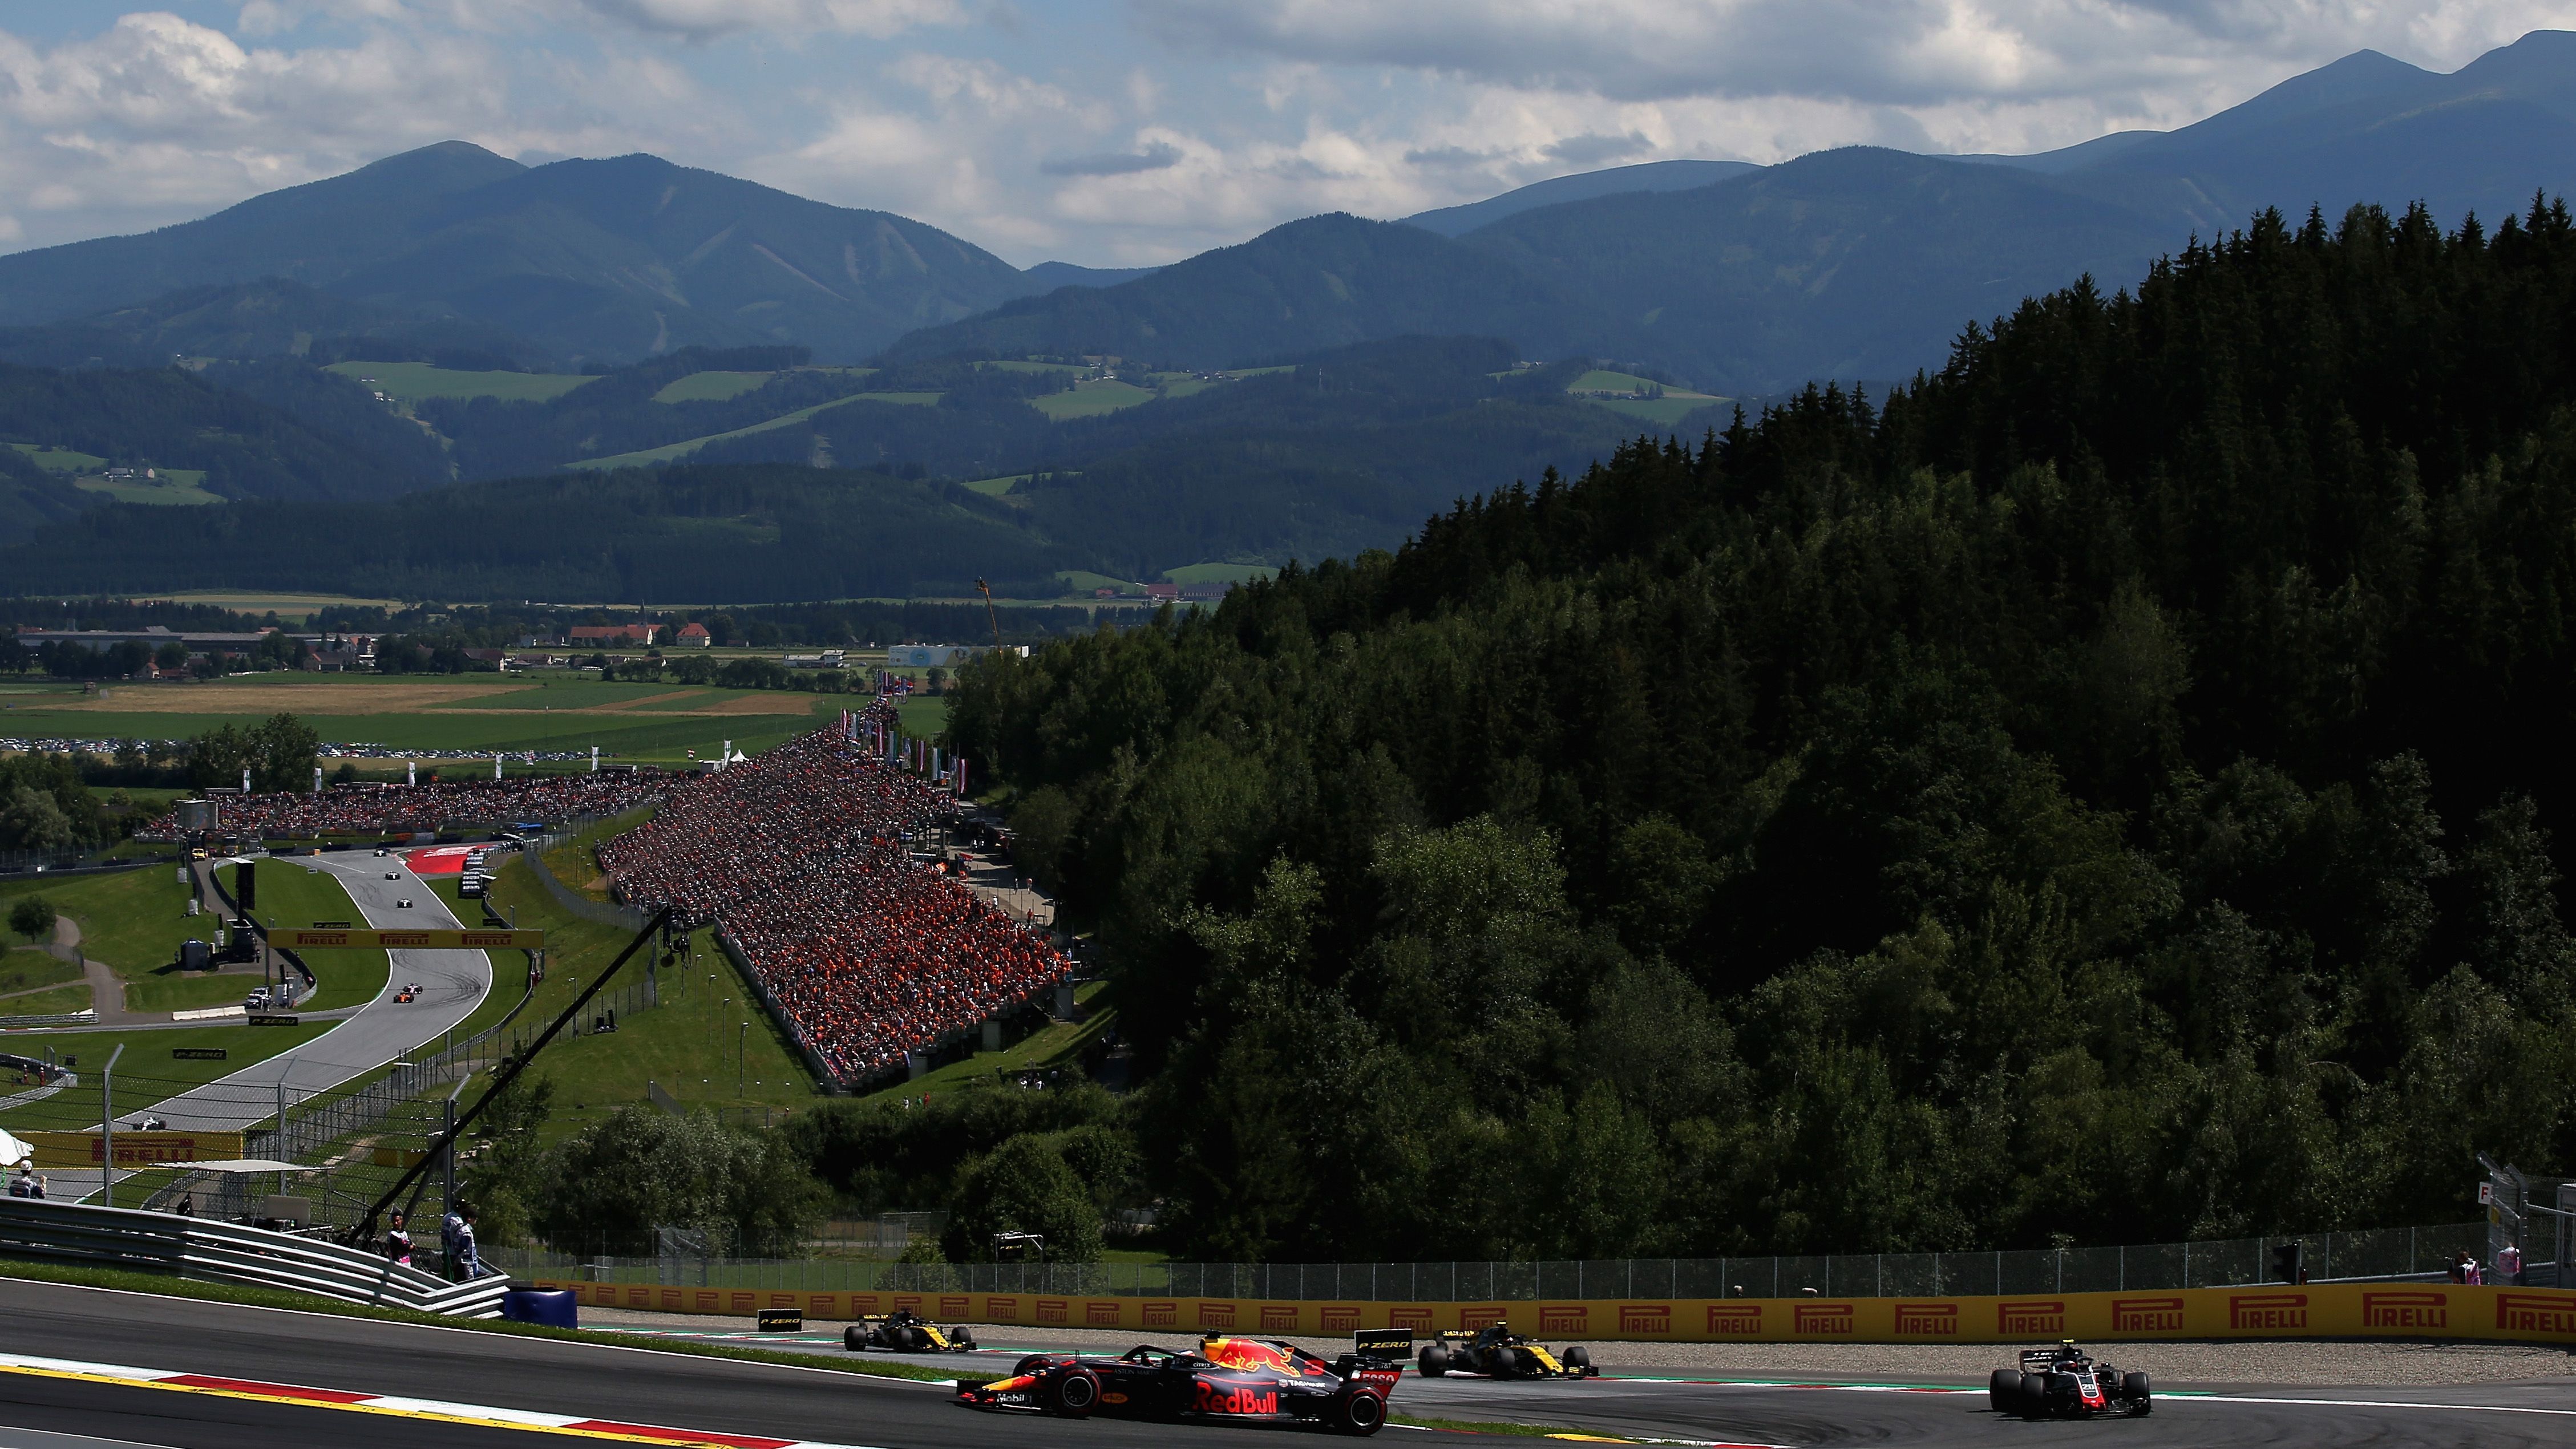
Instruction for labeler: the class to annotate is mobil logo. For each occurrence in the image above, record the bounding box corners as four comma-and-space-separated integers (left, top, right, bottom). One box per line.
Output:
2110, 1297, 2185, 1333
1894, 1302, 1959, 1336
1037, 1298, 1069, 1323
1540, 1305, 1589, 1335
1195, 1380, 1279, 1416
2229, 1293, 2309, 1331
1617, 1303, 1671, 1335
1704, 1304, 1762, 1336
1457, 1306, 1509, 1330
1390, 1307, 1432, 1331
1793, 1302, 1855, 1335
1200, 1301, 1239, 1330
982, 1297, 1017, 1320
1143, 1301, 1178, 1326
1997, 1301, 2065, 1335
1259, 1305, 1299, 1331
2496, 1292, 2576, 1337
2362, 1291, 2447, 1330
1320, 1306, 1360, 1332
1086, 1301, 1123, 1326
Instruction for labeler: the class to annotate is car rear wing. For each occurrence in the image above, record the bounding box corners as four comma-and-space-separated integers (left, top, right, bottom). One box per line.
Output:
1353, 1329, 1414, 1357
2017, 1347, 2064, 1370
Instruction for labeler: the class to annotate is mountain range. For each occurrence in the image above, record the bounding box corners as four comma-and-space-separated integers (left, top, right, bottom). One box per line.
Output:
6, 33, 2575, 392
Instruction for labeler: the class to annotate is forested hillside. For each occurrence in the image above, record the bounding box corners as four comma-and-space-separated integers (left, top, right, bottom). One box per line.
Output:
948, 199, 2576, 1260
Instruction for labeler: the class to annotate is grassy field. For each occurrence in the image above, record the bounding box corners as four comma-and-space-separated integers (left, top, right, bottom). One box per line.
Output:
163, 592, 407, 620
980, 361, 1086, 375
0, 952, 82, 997
72, 475, 222, 507
0, 675, 832, 762
1030, 379, 1155, 420
1053, 569, 1144, 593
854, 980, 1109, 1104
1591, 396, 1733, 427
324, 362, 596, 404
9, 444, 106, 472
238, 861, 390, 1012
0, 866, 200, 982
1, 984, 96, 1016
0, 1022, 337, 1130
448, 856, 819, 1147
960, 475, 1027, 499
652, 371, 774, 403
1163, 562, 1278, 586
895, 695, 948, 738
569, 391, 943, 471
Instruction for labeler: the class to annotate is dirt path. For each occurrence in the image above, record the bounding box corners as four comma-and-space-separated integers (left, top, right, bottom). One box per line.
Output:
49, 916, 149, 1026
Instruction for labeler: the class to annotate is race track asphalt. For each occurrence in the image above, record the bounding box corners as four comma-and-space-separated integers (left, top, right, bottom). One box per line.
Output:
143, 853, 491, 1136
0, 1278, 2570, 1448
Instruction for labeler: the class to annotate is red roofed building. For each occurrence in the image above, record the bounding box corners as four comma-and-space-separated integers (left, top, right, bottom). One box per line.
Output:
569, 624, 659, 647
677, 621, 712, 646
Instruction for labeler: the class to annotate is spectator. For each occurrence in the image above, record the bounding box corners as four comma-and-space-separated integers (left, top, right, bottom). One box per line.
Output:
6, 1167, 29, 1199
385, 1209, 413, 1266
2448, 1250, 2470, 1284
441, 1207, 463, 1277
456, 1207, 483, 1279
176, 1193, 195, 1219
2500, 1240, 2525, 1286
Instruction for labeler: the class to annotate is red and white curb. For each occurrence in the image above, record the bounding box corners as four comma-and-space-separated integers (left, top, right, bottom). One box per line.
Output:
0, 1351, 888, 1447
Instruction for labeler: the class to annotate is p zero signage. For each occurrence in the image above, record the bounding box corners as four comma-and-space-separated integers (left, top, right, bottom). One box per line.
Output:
1894, 1302, 1959, 1336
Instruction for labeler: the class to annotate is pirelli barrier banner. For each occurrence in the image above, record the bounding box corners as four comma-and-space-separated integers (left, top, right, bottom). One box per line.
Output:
23, 1131, 245, 1171
520, 1281, 2576, 1345
273, 928, 543, 950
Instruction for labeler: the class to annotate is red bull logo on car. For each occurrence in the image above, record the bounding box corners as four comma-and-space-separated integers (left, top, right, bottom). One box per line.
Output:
1194, 1382, 1279, 1416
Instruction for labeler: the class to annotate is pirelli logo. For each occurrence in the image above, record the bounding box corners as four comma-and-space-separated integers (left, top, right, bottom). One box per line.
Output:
2230, 1293, 2308, 1330
892, 1296, 922, 1313
1705, 1304, 1762, 1335
729, 1292, 755, 1312
1087, 1301, 1123, 1326
852, 1294, 880, 1313
1998, 1300, 2065, 1335
1142, 1301, 1176, 1326
1321, 1306, 1360, 1332
984, 1297, 1017, 1320
696, 1291, 718, 1312
1794, 1302, 1854, 1335
1894, 1302, 1959, 1335
1540, 1305, 1589, 1334
1199, 1301, 1238, 1329
1037, 1298, 1069, 1324
1259, 1305, 1299, 1331
811, 1294, 838, 1315
626, 1287, 649, 1306
1458, 1305, 1508, 1330
2362, 1291, 2447, 1330
1389, 1307, 1432, 1330
2112, 1297, 2185, 1333
2496, 1292, 2576, 1336
940, 1296, 968, 1317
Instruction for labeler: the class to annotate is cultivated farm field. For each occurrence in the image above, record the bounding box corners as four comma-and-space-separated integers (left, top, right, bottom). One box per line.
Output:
323, 361, 597, 404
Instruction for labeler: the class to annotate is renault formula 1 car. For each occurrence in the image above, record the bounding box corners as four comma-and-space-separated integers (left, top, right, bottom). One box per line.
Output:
1990, 1342, 2151, 1418
1417, 1322, 1596, 1379
845, 1309, 977, 1353
956, 1337, 1401, 1435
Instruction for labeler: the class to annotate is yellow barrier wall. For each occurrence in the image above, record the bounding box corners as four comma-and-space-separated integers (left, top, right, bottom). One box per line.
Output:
524, 1280, 2576, 1345
23, 1131, 244, 1172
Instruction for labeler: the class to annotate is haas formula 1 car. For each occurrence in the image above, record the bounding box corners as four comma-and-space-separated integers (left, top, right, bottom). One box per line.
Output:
845, 1308, 977, 1353
1991, 1342, 2151, 1418
1418, 1322, 1596, 1379
957, 1336, 1401, 1435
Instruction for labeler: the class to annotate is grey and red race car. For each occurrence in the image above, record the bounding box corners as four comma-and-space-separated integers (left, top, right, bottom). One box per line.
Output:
1991, 1341, 2152, 1418
956, 1336, 1401, 1435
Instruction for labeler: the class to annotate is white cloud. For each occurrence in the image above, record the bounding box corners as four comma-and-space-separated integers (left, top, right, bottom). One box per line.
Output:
564, 0, 963, 41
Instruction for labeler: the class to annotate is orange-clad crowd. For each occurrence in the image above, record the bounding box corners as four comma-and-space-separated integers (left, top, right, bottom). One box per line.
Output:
599, 714, 1070, 1086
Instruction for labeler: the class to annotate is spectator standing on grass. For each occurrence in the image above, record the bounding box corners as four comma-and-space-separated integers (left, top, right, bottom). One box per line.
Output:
2500, 1241, 2523, 1285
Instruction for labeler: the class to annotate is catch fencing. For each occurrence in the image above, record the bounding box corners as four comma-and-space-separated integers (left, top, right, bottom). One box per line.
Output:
491, 1221, 2499, 1297
524, 832, 650, 931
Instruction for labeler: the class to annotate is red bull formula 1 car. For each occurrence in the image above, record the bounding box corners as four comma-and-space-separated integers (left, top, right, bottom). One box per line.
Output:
1990, 1342, 2152, 1418
956, 1336, 1401, 1435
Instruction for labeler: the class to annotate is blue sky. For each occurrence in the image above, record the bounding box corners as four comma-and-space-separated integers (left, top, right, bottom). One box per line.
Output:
3, 2, 2572, 268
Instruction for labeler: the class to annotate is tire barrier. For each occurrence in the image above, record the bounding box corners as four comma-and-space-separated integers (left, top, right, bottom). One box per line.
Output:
0, 1199, 507, 1316
519, 1280, 2576, 1346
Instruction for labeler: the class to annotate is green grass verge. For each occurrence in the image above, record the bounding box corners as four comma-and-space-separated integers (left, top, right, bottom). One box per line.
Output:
0, 985, 96, 1017
0, 1023, 337, 1129
855, 981, 1110, 1105
0, 865, 200, 980
568, 392, 942, 471
325, 361, 597, 404
1163, 562, 1278, 586
1029, 380, 1155, 420
122, 972, 256, 1014
0, 952, 82, 997
652, 371, 775, 404
895, 696, 948, 738
234, 860, 391, 1011
9, 443, 107, 473
0, 1257, 964, 1383
0, 703, 819, 761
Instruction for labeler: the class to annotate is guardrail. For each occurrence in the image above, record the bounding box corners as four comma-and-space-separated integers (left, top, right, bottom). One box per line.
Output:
0, 1198, 505, 1316
0, 1010, 98, 1030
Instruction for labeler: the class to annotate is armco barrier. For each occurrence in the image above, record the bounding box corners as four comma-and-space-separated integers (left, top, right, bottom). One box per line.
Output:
521, 1280, 2576, 1346
0, 1198, 506, 1316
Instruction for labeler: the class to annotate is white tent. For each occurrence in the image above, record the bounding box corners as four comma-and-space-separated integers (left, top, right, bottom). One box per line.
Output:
0, 1129, 31, 1168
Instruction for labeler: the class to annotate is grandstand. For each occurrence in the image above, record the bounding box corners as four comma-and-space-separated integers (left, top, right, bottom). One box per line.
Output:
136, 771, 671, 841
597, 711, 1071, 1090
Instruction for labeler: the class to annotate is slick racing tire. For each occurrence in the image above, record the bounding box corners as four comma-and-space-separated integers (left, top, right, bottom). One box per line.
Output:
1015, 1354, 1058, 1377
1417, 1343, 1449, 1378
1333, 1389, 1388, 1436
1564, 1346, 1592, 1377
1988, 1369, 2023, 1411
2025, 1372, 2072, 1418
844, 1326, 868, 1352
1047, 1367, 1100, 1418
2122, 1371, 2152, 1415
901, 1326, 928, 1351
952, 1329, 978, 1351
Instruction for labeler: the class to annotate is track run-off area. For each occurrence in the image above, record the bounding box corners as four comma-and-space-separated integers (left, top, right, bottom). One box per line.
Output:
0, 1278, 2567, 1448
